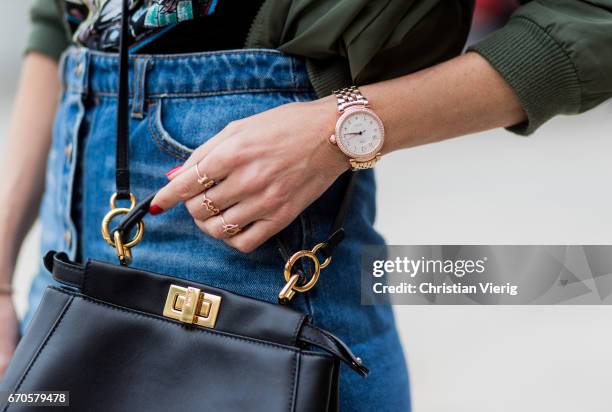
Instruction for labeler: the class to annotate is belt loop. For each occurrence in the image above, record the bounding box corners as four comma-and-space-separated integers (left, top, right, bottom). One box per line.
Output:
131, 57, 151, 119
72, 47, 90, 97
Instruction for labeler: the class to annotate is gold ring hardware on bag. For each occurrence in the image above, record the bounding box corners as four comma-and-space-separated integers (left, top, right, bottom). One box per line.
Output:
278, 242, 332, 304
163, 284, 221, 328
101, 192, 144, 265
109, 192, 136, 210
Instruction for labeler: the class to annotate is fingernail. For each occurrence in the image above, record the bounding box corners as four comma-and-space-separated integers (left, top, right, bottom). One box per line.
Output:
165, 165, 183, 177
149, 204, 164, 215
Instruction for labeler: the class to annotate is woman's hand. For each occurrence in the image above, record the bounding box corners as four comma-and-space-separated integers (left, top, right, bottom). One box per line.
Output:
150, 96, 348, 253
0, 295, 18, 378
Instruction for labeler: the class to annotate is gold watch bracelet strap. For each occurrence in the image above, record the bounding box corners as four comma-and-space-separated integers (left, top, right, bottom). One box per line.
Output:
334, 85, 369, 112
349, 155, 381, 170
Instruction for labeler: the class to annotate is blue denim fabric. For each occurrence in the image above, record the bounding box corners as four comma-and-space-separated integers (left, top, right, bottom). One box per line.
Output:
24, 47, 411, 411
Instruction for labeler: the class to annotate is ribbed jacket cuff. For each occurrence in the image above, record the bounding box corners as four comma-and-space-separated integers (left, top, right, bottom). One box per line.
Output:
469, 17, 582, 135
306, 58, 353, 98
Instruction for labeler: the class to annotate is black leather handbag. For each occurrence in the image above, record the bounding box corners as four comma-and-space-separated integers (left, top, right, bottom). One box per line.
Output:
0, 1, 367, 411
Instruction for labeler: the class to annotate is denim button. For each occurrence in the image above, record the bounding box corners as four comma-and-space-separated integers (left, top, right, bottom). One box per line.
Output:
64, 230, 72, 248
64, 143, 73, 162
75, 62, 83, 76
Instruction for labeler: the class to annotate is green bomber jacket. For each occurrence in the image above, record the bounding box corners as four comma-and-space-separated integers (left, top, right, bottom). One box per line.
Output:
25, 0, 612, 135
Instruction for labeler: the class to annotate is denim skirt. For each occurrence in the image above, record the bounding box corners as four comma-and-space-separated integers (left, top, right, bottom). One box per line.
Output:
24, 47, 411, 411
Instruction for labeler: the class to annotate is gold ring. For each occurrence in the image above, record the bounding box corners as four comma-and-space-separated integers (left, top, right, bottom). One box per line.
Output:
283, 250, 320, 293
109, 192, 136, 210
201, 192, 220, 216
311, 242, 332, 269
220, 215, 241, 236
280, 242, 329, 296
101, 207, 145, 249
194, 163, 215, 189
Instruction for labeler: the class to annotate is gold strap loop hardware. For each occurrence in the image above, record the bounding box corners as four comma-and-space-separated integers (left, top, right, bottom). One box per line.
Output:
100, 192, 144, 266
163, 285, 222, 329
278, 242, 332, 304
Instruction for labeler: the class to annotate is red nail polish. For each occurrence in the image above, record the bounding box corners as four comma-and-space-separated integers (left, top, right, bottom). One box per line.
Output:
149, 204, 164, 215
165, 165, 183, 177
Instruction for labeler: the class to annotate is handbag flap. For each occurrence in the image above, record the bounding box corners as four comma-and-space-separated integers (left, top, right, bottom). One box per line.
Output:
45, 251, 308, 347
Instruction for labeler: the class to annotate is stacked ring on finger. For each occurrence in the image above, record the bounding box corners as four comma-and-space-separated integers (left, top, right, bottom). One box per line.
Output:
195, 162, 215, 189
201, 192, 220, 216
220, 215, 242, 236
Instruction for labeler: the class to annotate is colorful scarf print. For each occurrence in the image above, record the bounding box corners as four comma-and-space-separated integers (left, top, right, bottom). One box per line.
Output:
65, 0, 218, 51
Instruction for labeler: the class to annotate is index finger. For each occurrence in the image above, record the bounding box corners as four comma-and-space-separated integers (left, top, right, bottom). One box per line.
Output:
150, 160, 222, 214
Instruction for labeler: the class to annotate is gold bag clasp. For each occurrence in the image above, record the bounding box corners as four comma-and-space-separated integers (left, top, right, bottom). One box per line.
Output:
278, 242, 331, 304
163, 285, 221, 329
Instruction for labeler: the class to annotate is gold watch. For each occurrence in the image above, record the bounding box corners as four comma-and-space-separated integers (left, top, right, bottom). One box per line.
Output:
330, 86, 385, 170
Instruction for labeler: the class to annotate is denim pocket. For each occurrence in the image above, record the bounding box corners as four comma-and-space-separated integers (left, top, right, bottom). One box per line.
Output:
148, 99, 195, 160
148, 91, 316, 161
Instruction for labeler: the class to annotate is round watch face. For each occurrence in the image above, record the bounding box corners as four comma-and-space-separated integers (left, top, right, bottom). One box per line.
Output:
335, 108, 385, 160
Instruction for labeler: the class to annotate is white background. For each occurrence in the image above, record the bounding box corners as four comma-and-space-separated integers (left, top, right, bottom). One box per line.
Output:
1, 2, 611, 411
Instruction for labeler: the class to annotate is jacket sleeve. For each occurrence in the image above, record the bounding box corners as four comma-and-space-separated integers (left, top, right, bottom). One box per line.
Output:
25, 0, 70, 61
250, 0, 473, 98
469, 0, 612, 135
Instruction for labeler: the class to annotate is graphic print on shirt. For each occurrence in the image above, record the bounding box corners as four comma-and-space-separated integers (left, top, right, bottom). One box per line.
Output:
64, 0, 218, 51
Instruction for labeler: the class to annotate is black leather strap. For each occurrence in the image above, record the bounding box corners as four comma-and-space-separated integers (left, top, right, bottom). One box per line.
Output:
115, 192, 156, 236
318, 170, 357, 259
115, 0, 131, 200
